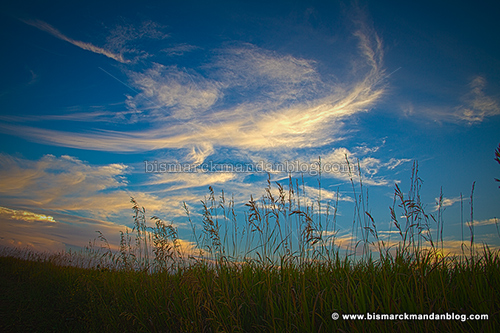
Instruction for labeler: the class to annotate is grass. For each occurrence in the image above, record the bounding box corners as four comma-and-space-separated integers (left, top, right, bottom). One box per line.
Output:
1, 160, 499, 332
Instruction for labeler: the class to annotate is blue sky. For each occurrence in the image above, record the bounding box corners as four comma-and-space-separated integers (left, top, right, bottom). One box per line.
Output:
0, 0, 499, 254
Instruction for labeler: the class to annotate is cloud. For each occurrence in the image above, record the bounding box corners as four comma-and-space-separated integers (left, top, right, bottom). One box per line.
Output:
0, 207, 129, 253
0, 154, 127, 199
302, 185, 353, 204
0, 153, 215, 220
162, 43, 200, 56
402, 76, 500, 124
318, 148, 410, 186
2, 10, 402, 189
433, 196, 462, 211
0, 109, 141, 124
104, 20, 170, 61
0, 206, 56, 223
147, 171, 238, 192
21, 19, 129, 63
0, 203, 199, 258
0, 154, 212, 252
126, 63, 222, 120
0, 154, 136, 214
210, 43, 321, 102
454, 76, 500, 123
6, 11, 387, 158
106, 20, 169, 47
467, 217, 500, 227
187, 143, 215, 165
0, 8, 428, 255
315, 226, 500, 257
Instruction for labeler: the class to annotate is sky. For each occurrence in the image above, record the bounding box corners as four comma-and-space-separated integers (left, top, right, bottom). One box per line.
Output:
0, 0, 499, 255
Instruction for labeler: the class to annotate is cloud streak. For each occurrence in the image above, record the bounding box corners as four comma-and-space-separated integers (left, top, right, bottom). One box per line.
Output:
467, 217, 500, 228
0, 206, 56, 223
21, 19, 129, 63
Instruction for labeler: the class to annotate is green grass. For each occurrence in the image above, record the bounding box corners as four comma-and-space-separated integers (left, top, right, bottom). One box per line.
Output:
1, 160, 499, 332
1, 249, 498, 332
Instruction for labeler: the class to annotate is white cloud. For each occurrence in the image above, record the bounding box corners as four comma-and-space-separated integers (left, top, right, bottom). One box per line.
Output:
384, 158, 411, 170
302, 185, 353, 203
210, 43, 321, 102
7, 12, 387, 158
1, 11, 410, 196
0, 154, 212, 252
454, 76, 500, 123
187, 143, 215, 165
467, 217, 500, 227
433, 196, 462, 211
127, 63, 222, 120
22, 19, 129, 63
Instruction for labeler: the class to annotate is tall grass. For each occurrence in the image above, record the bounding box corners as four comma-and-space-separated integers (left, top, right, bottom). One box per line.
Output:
1, 160, 499, 332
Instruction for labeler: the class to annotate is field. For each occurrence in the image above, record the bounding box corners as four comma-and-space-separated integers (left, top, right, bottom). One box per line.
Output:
1, 162, 499, 332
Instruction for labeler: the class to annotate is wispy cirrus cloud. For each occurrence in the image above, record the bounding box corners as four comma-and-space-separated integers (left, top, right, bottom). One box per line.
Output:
21, 19, 129, 63
209, 43, 321, 103
2, 40, 384, 154
454, 76, 500, 123
5, 8, 392, 183
104, 20, 170, 61
126, 63, 222, 120
162, 43, 200, 56
400, 75, 500, 124
0, 109, 140, 124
